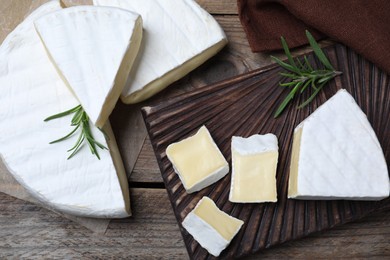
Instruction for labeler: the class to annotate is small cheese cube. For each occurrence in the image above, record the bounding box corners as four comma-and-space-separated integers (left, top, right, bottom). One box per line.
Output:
229, 134, 279, 203
166, 126, 229, 193
182, 196, 244, 257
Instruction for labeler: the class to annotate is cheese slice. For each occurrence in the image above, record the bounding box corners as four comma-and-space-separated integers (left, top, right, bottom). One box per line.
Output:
230, 134, 278, 203
93, 0, 227, 104
0, 1, 130, 218
182, 196, 244, 257
34, 6, 143, 128
288, 89, 389, 200
166, 126, 229, 193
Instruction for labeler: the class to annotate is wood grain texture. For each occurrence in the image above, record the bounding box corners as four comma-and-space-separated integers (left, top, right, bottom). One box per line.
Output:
1, 189, 388, 259
195, 0, 238, 14
142, 44, 390, 259
0, 189, 187, 259
131, 137, 163, 183
0, 0, 389, 259
110, 102, 148, 178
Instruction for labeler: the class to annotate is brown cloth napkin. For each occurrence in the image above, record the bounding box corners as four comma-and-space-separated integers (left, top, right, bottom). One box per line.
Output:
238, 0, 390, 74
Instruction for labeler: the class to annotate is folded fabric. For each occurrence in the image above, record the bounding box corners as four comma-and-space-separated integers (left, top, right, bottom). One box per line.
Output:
238, 0, 390, 74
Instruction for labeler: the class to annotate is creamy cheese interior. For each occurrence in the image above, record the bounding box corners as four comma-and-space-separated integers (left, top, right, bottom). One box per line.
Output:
166, 126, 228, 191
193, 197, 243, 241
231, 150, 278, 202
288, 127, 303, 198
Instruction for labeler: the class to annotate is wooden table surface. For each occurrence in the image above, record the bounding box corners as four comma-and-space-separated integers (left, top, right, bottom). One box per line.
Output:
0, 0, 389, 259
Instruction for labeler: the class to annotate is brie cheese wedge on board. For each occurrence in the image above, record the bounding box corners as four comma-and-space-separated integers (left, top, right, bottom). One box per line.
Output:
288, 89, 389, 200
230, 134, 278, 203
0, 0, 130, 218
182, 196, 244, 257
93, 0, 228, 104
35, 6, 143, 127
166, 126, 229, 193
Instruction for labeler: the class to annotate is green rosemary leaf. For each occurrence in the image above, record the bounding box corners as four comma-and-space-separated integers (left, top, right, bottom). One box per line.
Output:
281, 36, 297, 69
298, 81, 327, 109
44, 105, 81, 122
296, 57, 308, 72
280, 72, 299, 78
49, 124, 80, 144
82, 118, 102, 160
273, 30, 342, 117
71, 107, 83, 126
45, 105, 107, 159
311, 79, 318, 91
305, 30, 334, 70
91, 138, 108, 150
318, 76, 332, 84
67, 136, 85, 160
271, 55, 300, 74
280, 81, 297, 87
300, 79, 312, 93
274, 82, 303, 118
86, 137, 99, 159
67, 131, 84, 152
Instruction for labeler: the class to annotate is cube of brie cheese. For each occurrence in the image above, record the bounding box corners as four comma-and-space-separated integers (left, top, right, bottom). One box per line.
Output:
182, 196, 244, 257
93, 0, 227, 104
166, 126, 229, 193
229, 134, 279, 203
288, 89, 390, 200
35, 6, 143, 127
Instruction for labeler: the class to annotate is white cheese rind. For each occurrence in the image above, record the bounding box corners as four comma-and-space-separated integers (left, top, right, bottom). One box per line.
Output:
173, 164, 229, 194
230, 134, 278, 203
288, 89, 389, 200
0, 1, 130, 218
232, 134, 278, 155
34, 6, 143, 127
182, 211, 229, 257
182, 197, 243, 257
93, 0, 228, 104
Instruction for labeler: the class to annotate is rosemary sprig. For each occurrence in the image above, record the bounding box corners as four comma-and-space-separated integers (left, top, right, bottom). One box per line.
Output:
44, 105, 107, 160
271, 30, 342, 118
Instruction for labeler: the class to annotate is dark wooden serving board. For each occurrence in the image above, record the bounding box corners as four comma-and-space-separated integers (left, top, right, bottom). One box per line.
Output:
141, 44, 390, 259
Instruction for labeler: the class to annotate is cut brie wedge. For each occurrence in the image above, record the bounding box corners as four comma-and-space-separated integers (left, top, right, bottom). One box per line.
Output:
230, 134, 278, 203
0, 1, 130, 218
288, 89, 389, 200
93, 0, 227, 104
182, 196, 244, 257
35, 6, 143, 127
166, 126, 229, 193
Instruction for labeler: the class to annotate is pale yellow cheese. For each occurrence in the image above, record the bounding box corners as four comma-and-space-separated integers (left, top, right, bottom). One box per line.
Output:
193, 197, 243, 241
287, 127, 303, 197
166, 126, 228, 193
229, 134, 278, 203
230, 150, 278, 202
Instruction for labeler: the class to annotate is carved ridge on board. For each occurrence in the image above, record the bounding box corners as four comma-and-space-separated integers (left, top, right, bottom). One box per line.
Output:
141, 44, 390, 259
